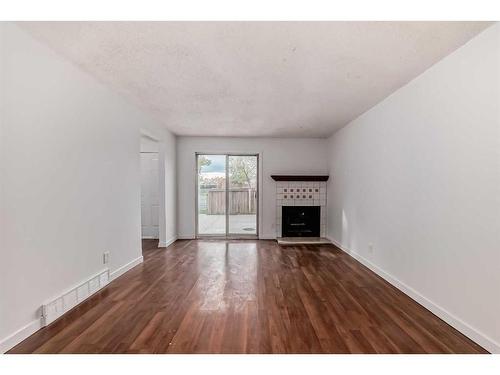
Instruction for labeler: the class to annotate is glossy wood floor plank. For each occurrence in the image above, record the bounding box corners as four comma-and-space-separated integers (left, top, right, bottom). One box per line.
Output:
8, 239, 487, 354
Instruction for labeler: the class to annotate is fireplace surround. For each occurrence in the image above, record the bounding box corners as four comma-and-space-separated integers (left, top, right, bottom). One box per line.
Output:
274, 178, 327, 238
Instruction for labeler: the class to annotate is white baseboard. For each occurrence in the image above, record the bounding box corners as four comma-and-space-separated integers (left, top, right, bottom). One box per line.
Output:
259, 235, 277, 240
158, 236, 177, 248
110, 255, 143, 281
177, 235, 195, 240
1, 255, 145, 353
327, 235, 500, 354
2, 267, 111, 353
0, 319, 43, 353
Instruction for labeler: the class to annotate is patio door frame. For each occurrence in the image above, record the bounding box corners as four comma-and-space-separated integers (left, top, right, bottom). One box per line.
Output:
195, 152, 260, 239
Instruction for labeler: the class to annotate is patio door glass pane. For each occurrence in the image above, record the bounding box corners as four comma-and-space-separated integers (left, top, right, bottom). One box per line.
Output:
197, 154, 226, 235
228, 155, 258, 235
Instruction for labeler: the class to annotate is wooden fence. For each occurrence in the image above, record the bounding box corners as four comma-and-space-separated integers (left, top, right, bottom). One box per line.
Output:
207, 188, 257, 214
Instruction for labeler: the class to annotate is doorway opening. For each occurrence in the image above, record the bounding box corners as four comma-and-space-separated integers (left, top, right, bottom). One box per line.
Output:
196, 153, 259, 238
140, 136, 160, 240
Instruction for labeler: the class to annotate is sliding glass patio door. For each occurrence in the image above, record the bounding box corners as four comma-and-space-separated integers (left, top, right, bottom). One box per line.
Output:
196, 154, 258, 238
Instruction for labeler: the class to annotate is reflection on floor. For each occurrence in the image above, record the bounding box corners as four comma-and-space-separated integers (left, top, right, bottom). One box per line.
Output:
198, 214, 256, 235
8, 240, 487, 354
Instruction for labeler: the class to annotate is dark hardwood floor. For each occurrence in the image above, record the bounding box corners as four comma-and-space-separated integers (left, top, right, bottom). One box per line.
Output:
8, 239, 487, 354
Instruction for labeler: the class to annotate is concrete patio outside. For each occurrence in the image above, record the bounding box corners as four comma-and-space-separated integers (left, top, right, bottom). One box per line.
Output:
198, 214, 257, 235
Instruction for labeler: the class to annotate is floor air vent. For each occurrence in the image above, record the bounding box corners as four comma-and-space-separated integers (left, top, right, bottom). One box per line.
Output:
41, 269, 109, 326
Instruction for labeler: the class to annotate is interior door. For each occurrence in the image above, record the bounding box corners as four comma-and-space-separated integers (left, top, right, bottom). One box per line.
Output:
228, 155, 258, 236
140, 152, 159, 239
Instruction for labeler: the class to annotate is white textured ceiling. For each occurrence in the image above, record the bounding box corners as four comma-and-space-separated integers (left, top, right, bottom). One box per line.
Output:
21, 21, 492, 137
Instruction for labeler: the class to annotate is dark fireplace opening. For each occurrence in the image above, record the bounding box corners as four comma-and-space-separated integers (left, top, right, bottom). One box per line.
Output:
282, 206, 320, 237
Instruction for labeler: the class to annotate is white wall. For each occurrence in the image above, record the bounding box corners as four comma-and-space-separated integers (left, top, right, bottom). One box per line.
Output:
154, 134, 177, 248
0, 23, 176, 351
177, 137, 328, 239
140, 136, 159, 152
326, 23, 500, 353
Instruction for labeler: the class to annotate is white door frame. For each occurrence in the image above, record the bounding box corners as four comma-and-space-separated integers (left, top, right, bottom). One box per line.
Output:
140, 151, 160, 239
139, 129, 165, 245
